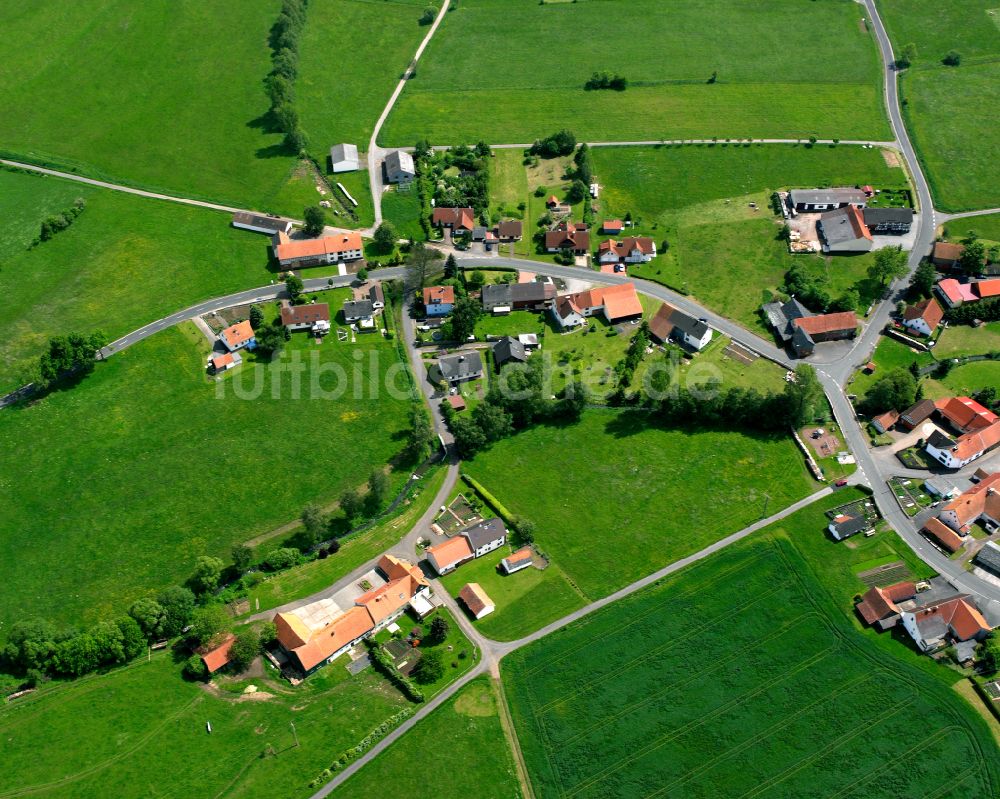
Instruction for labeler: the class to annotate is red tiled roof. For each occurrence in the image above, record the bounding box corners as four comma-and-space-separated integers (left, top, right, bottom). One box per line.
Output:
426, 535, 474, 570
458, 583, 493, 616
221, 320, 255, 348
903, 297, 944, 329
793, 312, 858, 336
913, 596, 990, 642
447, 395, 467, 411
275, 233, 362, 262
201, 634, 236, 673
423, 285, 455, 305
936, 278, 964, 304
873, 410, 899, 430
935, 397, 998, 432
922, 517, 963, 553
211, 353, 235, 369
933, 242, 965, 262
356, 577, 419, 625
292, 607, 375, 671
942, 472, 1000, 528
975, 279, 1000, 299
846, 205, 872, 241
431, 207, 475, 231
602, 219, 623, 231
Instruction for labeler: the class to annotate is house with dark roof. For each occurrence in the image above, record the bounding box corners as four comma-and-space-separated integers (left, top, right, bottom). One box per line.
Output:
899, 398, 936, 430
827, 512, 871, 541
342, 299, 375, 328
862, 207, 913, 235
648, 303, 712, 351
383, 150, 415, 184
902, 297, 944, 337
855, 582, 916, 631
762, 298, 856, 357
496, 220, 523, 241
492, 336, 528, 370
817, 206, 873, 253
789, 188, 866, 211
975, 541, 1000, 577
460, 517, 507, 557
437, 352, 484, 385
544, 221, 590, 254
231, 212, 294, 236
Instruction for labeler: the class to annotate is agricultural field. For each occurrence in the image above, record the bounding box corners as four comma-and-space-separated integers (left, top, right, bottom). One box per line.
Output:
0, 652, 410, 799
0, 169, 279, 393
502, 490, 998, 799
943, 213, 1000, 247
441, 547, 584, 641
462, 409, 817, 601
338, 677, 523, 799
878, 0, 1000, 210
296, 0, 430, 152
0, 0, 314, 212
382, 0, 888, 144
0, 309, 415, 630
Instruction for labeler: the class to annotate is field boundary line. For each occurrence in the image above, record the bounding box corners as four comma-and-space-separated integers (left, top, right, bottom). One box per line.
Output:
521, 550, 776, 677
560, 613, 840, 798
558, 622, 843, 747
492, 676, 536, 799
534, 579, 791, 713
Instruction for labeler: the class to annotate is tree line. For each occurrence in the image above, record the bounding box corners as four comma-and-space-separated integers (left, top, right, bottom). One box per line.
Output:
264, 0, 310, 154
31, 198, 85, 248
584, 71, 627, 91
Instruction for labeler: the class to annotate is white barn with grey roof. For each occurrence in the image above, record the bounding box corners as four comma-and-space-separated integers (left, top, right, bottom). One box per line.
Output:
329, 143, 360, 173
384, 150, 415, 184
789, 188, 866, 212
459, 518, 507, 557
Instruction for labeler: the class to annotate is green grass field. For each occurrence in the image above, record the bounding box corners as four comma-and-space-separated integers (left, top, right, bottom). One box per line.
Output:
848, 336, 934, 400
926, 359, 1000, 399
382, 0, 888, 144
441, 547, 584, 641
944, 214, 1000, 246
462, 409, 817, 601
502, 490, 998, 799
0, 0, 319, 212
0, 311, 414, 630
878, 1, 1000, 210
934, 322, 1000, 358
297, 0, 430, 149
0, 169, 278, 393
0, 652, 409, 799
338, 677, 523, 799
381, 187, 426, 242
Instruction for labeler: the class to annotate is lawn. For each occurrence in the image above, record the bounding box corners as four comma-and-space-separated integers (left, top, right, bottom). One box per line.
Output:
243, 465, 450, 616
848, 335, 934, 400
0, 652, 410, 799
0, 0, 312, 212
944, 214, 1000, 246
0, 169, 277, 393
338, 677, 523, 799
928, 359, 1000, 398
475, 309, 546, 340
381, 187, 426, 242
934, 322, 1000, 358
462, 409, 818, 601
296, 0, 431, 150
0, 312, 415, 630
440, 547, 584, 641
382, 0, 888, 144
877, 1, 1000, 210
501, 489, 999, 799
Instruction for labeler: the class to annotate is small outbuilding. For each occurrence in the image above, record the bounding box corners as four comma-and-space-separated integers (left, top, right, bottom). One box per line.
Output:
329, 143, 361, 173
459, 583, 495, 619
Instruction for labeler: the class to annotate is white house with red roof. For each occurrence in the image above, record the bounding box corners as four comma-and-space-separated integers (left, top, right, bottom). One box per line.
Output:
937, 472, 1000, 535
597, 237, 657, 265
551, 283, 643, 328
219, 320, 257, 352
901, 297, 944, 337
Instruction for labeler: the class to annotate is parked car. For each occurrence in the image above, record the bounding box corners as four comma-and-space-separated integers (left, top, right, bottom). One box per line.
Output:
834, 478, 848, 488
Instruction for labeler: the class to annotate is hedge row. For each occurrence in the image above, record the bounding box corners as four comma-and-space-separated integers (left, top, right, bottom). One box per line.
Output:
460, 473, 515, 524
365, 640, 424, 703
309, 707, 414, 786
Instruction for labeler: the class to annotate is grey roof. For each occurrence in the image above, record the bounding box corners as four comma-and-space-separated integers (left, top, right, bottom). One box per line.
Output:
472, 226, 488, 240
901, 398, 936, 424
832, 515, 868, 537
231, 212, 292, 232
368, 283, 384, 304
329, 143, 360, 166
762, 297, 813, 342
482, 283, 512, 307
461, 517, 506, 549
342, 299, 374, 319
668, 308, 709, 340
510, 282, 556, 303
863, 207, 914, 225
384, 150, 415, 175
789, 188, 866, 206
818, 207, 869, 248
438, 351, 483, 381
975, 541, 1000, 574
927, 429, 956, 450
492, 336, 527, 366
923, 475, 972, 497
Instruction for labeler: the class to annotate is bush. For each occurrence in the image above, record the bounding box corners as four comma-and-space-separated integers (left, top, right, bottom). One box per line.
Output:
263, 547, 301, 571
183, 654, 208, 681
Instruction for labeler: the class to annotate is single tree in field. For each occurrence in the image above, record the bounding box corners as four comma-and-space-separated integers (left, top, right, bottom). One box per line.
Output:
366, 469, 390, 515
301, 503, 326, 545
188, 555, 225, 595
942, 50, 961, 66
444, 253, 458, 279
565, 179, 588, 205
419, 6, 436, 25
406, 242, 440, 293
303, 205, 325, 236
867, 245, 908, 286
373, 221, 397, 253
339, 487, 364, 521
467, 270, 486, 291
897, 43, 916, 69
406, 406, 434, 463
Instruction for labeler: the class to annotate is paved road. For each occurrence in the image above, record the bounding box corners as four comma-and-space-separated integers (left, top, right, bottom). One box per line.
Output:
938, 207, 1000, 223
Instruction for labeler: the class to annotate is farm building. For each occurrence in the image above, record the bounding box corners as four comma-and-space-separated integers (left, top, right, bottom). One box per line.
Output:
426, 535, 475, 575
459, 583, 495, 619
273, 231, 364, 268
482, 282, 556, 313
551, 283, 643, 328
898, 399, 936, 430
200, 634, 236, 674
789, 188, 866, 212
329, 143, 360, 173
500, 548, 533, 575
871, 410, 898, 434
855, 582, 916, 631
762, 297, 856, 357
817, 206, 873, 253
384, 150, 415, 184
936, 472, 1000, 534
921, 517, 964, 553
231, 212, 293, 236
975, 541, 1000, 577
932, 242, 965, 269
862, 207, 913, 235
827, 512, 870, 541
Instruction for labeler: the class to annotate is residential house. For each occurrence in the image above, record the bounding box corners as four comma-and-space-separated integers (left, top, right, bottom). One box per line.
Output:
482, 282, 556, 313
597, 236, 657, 265
432, 207, 475, 234
383, 150, 415, 184
855, 582, 917, 631
273, 231, 364, 268
551, 283, 643, 328
482, 284, 513, 314
280, 302, 331, 334
231, 212, 293, 236
871, 410, 899, 434
898, 398, 937, 430
902, 297, 944, 337
426, 535, 475, 575
936, 472, 1000, 535
974, 540, 1000, 577
935, 278, 977, 308
932, 242, 965, 269
209, 351, 242, 374
200, 634, 236, 674
601, 219, 624, 235
817, 206, 873, 253
437, 352, 484, 385
367, 282, 385, 310
544, 221, 590, 254
423, 285, 455, 317
492, 336, 528, 370
935, 397, 998, 435
460, 517, 507, 557
329, 143, 360, 173
219, 320, 257, 352
862, 207, 914, 235
900, 594, 991, 653
828, 512, 870, 541
342, 299, 375, 329
459, 583, 495, 619
275, 606, 374, 677
648, 302, 712, 351
923, 517, 966, 553
762, 298, 856, 357
500, 548, 533, 575
789, 188, 866, 212
925, 423, 1000, 470
495, 220, 522, 242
